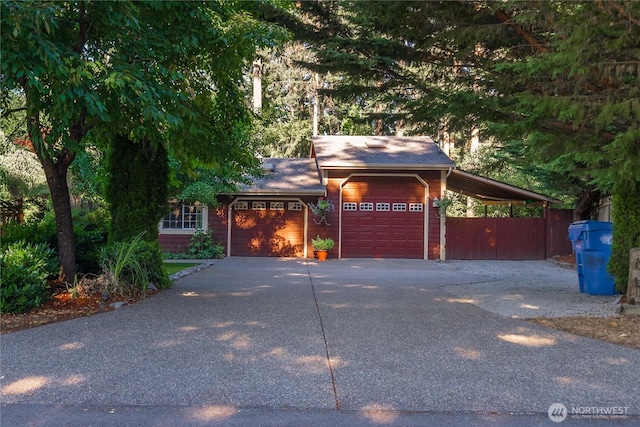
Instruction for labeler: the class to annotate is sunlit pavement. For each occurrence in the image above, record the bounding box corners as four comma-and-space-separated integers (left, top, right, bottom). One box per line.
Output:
2, 258, 638, 426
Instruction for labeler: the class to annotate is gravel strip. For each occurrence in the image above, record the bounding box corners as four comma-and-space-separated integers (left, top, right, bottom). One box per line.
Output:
438, 259, 620, 319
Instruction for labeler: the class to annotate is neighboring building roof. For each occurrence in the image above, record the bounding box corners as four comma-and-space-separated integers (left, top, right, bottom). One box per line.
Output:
447, 169, 562, 205
311, 135, 455, 170
235, 158, 325, 196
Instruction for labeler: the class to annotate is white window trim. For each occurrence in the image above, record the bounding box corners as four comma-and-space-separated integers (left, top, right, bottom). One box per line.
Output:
159, 202, 208, 235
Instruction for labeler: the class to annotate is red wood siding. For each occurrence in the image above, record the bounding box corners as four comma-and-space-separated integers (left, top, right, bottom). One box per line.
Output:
496, 218, 546, 259
158, 234, 191, 253
208, 201, 229, 252
426, 171, 442, 260
230, 200, 305, 257
546, 209, 574, 256
446, 211, 573, 260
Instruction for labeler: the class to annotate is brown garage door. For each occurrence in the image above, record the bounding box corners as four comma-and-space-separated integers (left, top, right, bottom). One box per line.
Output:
341, 176, 426, 258
231, 200, 304, 257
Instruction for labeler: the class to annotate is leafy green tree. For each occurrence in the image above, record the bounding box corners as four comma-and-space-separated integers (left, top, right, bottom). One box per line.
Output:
1, 1, 285, 281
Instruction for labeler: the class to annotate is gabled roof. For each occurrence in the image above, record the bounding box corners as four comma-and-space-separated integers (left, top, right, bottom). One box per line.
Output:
447, 169, 562, 205
312, 135, 455, 170
235, 158, 325, 196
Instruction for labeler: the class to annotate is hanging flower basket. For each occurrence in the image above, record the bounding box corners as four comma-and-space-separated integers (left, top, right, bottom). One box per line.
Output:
308, 197, 335, 226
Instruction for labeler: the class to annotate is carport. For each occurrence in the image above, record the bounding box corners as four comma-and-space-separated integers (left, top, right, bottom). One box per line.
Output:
445, 169, 573, 260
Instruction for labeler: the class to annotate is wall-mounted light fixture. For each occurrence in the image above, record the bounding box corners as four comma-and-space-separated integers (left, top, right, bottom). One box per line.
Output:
432, 197, 440, 208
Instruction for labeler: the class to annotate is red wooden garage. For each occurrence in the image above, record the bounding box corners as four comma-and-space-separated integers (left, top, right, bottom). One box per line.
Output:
225, 159, 326, 257
229, 198, 306, 257
159, 135, 571, 260
312, 136, 453, 260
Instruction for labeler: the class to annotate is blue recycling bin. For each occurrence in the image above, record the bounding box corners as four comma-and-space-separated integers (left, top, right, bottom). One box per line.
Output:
568, 220, 615, 295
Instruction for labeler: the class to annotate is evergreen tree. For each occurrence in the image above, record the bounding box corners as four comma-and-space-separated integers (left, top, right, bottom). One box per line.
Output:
106, 135, 168, 243
271, 1, 639, 284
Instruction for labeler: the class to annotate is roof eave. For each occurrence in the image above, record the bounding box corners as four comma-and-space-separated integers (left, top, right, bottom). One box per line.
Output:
231, 189, 326, 197
318, 163, 455, 170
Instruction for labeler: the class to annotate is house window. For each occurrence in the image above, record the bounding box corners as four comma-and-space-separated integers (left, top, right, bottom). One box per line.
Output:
270, 202, 285, 211
235, 201, 248, 210
409, 203, 423, 212
393, 203, 407, 212
252, 202, 267, 210
343, 202, 357, 211
162, 201, 203, 230
376, 203, 390, 211
360, 202, 374, 211
288, 202, 302, 211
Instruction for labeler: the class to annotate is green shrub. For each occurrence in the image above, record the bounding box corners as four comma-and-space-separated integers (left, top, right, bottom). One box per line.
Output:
1, 208, 109, 275
164, 229, 224, 259
0, 241, 58, 314
609, 181, 640, 294
73, 208, 110, 274
188, 229, 224, 259
311, 236, 334, 251
101, 233, 148, 299
136, 240, 171, 289
0, 211, 57, 249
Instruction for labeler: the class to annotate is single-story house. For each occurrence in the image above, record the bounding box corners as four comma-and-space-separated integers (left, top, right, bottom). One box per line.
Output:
159, 135, 572, 260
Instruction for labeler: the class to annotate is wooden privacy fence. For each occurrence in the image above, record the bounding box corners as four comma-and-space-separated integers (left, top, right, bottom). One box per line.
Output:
446, 209, 574, 260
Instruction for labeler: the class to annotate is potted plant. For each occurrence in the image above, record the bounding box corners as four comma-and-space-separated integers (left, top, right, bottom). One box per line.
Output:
308, 196, 335, 225
311, 235, 334, 261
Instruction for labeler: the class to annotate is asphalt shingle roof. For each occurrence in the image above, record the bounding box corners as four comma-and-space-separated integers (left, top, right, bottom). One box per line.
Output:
236, 158, 325, 196
312, 135, 455, 169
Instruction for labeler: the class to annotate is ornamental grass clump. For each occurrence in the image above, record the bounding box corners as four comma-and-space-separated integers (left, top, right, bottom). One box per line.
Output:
100, 233, 150, 300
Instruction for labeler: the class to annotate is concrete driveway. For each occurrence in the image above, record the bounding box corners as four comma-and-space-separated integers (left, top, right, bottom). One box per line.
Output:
1, 258, 638, 426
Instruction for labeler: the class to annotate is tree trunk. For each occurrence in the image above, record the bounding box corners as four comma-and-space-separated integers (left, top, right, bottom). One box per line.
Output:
39, 153, 77, 282
25, 84, 80, 283
573, 187, 602, 221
